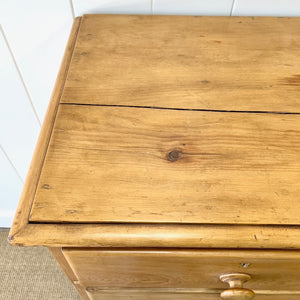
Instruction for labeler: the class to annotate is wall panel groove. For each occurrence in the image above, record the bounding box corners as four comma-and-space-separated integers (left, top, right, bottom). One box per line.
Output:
0, 25, 41, 126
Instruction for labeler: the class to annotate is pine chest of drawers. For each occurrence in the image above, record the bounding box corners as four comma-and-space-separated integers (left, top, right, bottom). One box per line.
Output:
9, 15, 300, 299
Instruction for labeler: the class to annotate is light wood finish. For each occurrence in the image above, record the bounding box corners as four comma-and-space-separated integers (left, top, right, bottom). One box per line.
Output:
87, 289, 300, 300
220, 273, 255, 299
63, 248, 300, 291
29, 105, 300, 224
8, 15, 300, 300
8, 17, 82, 242
87, 291, 220, 300
221, 290, 254, 300
86, 287, 300, 295
49, 247, 90, 300
9, 15, 300, 249
9, 223, 300, 248
87, 291, 300, 300
62, 15, 300, 113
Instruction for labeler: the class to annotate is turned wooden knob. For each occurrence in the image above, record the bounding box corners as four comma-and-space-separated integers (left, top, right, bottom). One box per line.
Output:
220, 273, 255, 300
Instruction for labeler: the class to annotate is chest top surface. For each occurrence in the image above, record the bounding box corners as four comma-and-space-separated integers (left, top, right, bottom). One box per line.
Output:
62, 15, 300, 112
9, 15, 300, 247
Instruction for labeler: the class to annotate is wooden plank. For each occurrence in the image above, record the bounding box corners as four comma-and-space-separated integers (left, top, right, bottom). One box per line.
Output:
29, 105, 300, 224
49, 247, 90, 300
63, 248, 300, 291
61, 15, 300, 113
88, 291, 219, 300
86, 289, 300, 300
86, 287, 300, 295
8, 17, 82, 242
87, 291, 219, 300
9, 223, 300, 248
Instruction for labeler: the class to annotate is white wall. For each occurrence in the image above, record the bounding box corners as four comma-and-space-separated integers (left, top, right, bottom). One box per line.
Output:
1, 0, 300, 227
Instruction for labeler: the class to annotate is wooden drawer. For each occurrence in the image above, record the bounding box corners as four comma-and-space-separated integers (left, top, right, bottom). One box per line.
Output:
63, 249, 300, 294
87, 292, 218, 300
86, 290, 300, 300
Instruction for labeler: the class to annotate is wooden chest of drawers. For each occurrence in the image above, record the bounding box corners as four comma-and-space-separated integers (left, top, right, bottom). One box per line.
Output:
9, 15, 300, 299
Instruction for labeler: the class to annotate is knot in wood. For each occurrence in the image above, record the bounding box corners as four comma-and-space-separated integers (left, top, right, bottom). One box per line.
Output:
168, 150, 180, 162
42, 184, 51, 189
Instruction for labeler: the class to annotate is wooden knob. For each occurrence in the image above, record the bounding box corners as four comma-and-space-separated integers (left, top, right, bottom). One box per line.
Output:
220, 273, 255, 300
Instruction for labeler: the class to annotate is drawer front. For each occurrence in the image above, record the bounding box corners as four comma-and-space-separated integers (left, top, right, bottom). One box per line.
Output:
86, 290, 300, 300
63, 249, 300, 292
87, 291, 217, 300
87, 292, 300, 300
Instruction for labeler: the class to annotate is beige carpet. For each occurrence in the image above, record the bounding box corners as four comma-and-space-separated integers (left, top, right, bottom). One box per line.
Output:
0, 229, 81, 300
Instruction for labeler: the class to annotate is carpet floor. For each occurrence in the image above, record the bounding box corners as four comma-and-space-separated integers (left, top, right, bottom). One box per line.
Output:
0, 229, 81, 300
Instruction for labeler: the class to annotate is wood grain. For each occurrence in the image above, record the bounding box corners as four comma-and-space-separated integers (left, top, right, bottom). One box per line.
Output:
29, 105, 300, 224
61, 15, 300, 113
63, 248, 300, 291
8, 17, 82, 241
87, 292, 300, 300
87, 291, 219, 300
49, 247, 90, 300
8, 16, 300, 300
9, 223, 300, 249
86, 289, 300, 300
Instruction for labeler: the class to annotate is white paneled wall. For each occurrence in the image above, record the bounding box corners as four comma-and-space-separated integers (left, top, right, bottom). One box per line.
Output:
72, 0, 151, 15
0, 0, 73, 227
0, 148, 23, 228
1, 0, 300, 227
0, 28, 40, 180
232, 0, 300, 16
153, 0, 234, 15
0, 0, 74, 122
